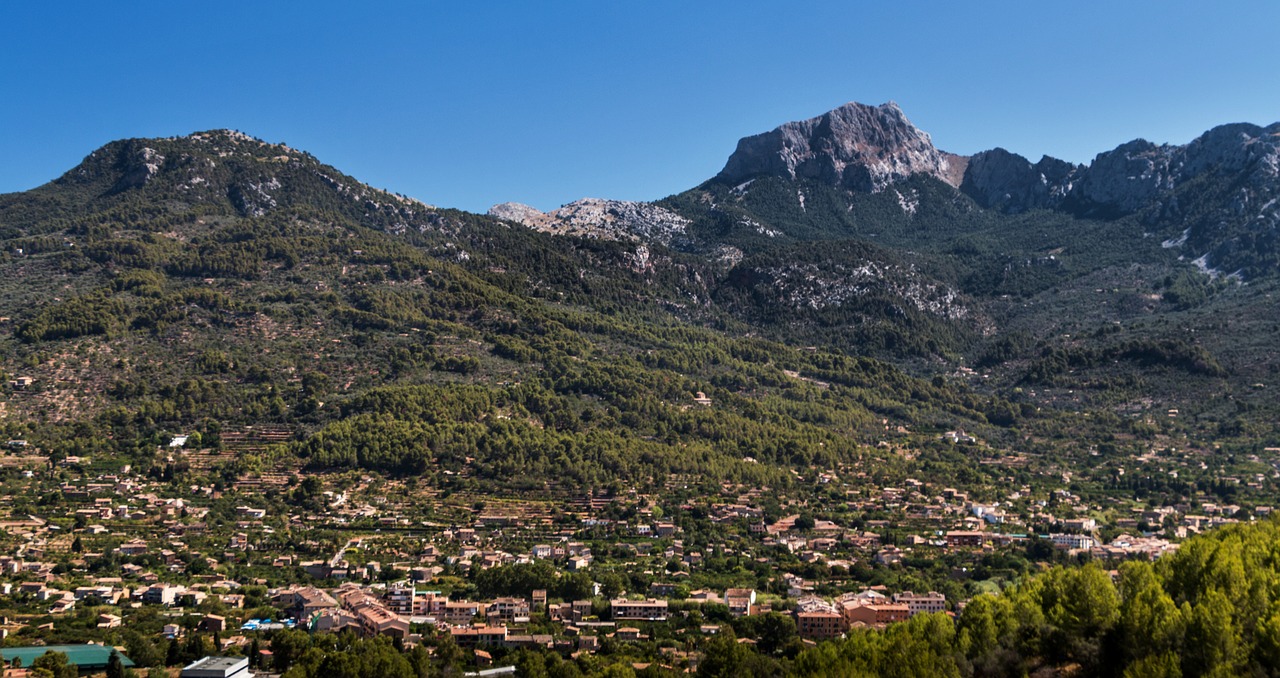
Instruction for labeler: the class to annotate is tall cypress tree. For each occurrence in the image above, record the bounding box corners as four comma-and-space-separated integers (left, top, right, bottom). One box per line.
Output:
106, 650, 125, 678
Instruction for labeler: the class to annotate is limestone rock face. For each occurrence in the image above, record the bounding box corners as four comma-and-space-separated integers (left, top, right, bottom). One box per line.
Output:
715, 102, 964, 193
964, 123, 1280, 219
1072, 139, 1178, 214
488, 198, 690, 245
1179, 122, 1280, 184
487, 202, 546, 225
961, 149, 1081, 213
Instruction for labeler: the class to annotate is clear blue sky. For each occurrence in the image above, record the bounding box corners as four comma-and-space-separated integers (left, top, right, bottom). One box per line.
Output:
3, 1, 1278, 213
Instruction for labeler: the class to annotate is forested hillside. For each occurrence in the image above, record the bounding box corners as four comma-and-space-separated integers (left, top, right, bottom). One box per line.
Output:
1, 127, 1277, 492
0, 130, 1033, 496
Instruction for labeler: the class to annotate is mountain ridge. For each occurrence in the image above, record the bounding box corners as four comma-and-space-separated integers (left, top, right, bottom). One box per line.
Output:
481, 102, 1279, 282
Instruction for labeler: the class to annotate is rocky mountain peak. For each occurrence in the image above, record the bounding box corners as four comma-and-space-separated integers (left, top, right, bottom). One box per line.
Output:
715, 101, 966, 193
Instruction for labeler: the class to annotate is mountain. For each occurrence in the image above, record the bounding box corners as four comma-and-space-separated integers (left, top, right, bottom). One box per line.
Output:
715, 101, 968, 192
959, 148, 1080, 214
2, 127, 1035, 495
501, 102, 1278, 284
3, 116, 1279, 678
0, 130, 445, 237
488, 102, 1280, 422
1, 110, 1278, 498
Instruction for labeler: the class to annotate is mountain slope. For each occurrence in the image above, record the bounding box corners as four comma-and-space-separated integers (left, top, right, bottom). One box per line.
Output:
484, 103, 1280, 431
0, 129, 1040, 497
1, 111, 1277, 500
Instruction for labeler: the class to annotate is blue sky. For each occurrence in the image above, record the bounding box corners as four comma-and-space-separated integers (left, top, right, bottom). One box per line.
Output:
3, 1, 1278, 213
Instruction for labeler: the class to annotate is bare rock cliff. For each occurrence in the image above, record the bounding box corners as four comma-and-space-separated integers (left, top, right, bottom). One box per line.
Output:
715, 102, 965, 193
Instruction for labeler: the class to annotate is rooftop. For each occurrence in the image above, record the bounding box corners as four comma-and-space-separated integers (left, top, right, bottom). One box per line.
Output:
1, 644, 134, 669
182, 655, 250, 678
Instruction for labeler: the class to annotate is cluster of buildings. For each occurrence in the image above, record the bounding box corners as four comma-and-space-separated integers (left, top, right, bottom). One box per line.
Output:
2, 439, 1272, 673
794, 590, 948, 639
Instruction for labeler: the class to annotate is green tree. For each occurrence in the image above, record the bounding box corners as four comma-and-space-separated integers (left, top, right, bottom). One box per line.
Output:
754, 612, 797, 656
183, 632, 209, 664
106, 650, 126, 678
125, 631, 164, 668
1118, 561, 1184, 666
31, 651, 78, 678
432, 632, 465, 674
1124, 652, 1183, 678
1182, 588, 1241, 677
270, 628, 314, 673
879, 613, 961, 678
1036, 563, 1120, 667
958, 593, 1023, 676
698, 629, 752, 678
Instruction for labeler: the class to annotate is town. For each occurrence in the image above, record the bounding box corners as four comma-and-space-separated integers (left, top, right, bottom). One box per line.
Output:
2, 425, 1272, 677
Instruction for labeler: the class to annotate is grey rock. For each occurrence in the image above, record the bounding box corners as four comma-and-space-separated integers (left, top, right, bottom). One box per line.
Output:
489, 198, 690, 245
964, 121, 1280, 219
716, 102, 965, 193
1071, 139, 1178, 215
961, 148, 1081, 213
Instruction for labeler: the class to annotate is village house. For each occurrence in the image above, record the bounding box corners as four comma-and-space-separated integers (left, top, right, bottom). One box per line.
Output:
874, 546, 904, 565
945, 531, 987, 548
840, 600, 910, 626
355, 603, 410, 639
442, 600, 486, 624
488, 597, 531, 623
274, 586, 339, 618
118, 539, 150, 556
1050, 533, 1096, 550
450, 625, 508, 648
891, 591, 946, 616
796, 611, 845, 639
615, 627, 647, 641
139, 583, 183, 606
611, 599, 668, 622
725, 588, 757, 617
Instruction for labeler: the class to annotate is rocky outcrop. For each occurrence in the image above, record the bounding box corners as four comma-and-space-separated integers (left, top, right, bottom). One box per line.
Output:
715, 102, 964, 193
960, 149, 1080, 213
488, 202, 547, 226
1180, 123, 1280, 180
963, 122, 1280, 222
1069, 139, 1178, 216
488, 198, 690, 245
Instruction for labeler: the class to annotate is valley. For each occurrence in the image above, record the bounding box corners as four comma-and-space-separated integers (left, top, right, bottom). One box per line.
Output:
1, 104, 1279, 677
